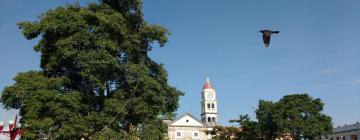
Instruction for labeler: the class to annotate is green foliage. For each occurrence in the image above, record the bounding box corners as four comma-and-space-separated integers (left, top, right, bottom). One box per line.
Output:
2, 71, 91, 139
256, 94, 332, 140
206, 126, 239, 140
256, 100, 283, 140
89, 126, 125, 140
276, 94, 332, 140
137, 119, 167, 140
230, 114, 261, 140
1, 0, 183, 139
208, 94, 331, 140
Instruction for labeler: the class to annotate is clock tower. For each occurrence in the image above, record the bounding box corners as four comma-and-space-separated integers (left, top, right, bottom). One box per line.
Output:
201, 77, 218, 126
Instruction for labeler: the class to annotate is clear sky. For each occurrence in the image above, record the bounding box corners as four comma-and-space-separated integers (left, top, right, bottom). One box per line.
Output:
1, 0, 360, 132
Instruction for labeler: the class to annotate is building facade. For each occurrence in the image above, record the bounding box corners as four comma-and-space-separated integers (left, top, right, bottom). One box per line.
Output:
165, 78, 218, 140
165, 113, 212, 140
326, 123, 360, 140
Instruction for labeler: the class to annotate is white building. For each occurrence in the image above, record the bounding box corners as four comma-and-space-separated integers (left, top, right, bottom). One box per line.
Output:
165, 78, 218, 140
326, 122, 360, 140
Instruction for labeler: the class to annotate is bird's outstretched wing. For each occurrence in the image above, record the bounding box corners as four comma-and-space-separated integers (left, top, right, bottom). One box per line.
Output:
272, 31, 280, 34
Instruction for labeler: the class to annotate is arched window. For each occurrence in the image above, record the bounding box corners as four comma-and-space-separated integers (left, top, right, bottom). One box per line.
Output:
207, 117, 211, 122
212, 103, 215, 108
212, 117, 216, 122
207, 103, 210, 109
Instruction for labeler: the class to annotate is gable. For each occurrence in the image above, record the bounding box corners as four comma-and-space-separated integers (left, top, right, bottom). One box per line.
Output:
170, 114, 205, 127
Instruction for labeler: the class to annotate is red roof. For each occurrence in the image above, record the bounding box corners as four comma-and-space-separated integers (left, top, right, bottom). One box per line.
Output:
203, 83, 212, 89
203, 78, 214, 89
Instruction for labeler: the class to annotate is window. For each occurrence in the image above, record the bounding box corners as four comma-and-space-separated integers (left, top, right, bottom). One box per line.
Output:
194, 132, 199, 137
207, 117, 211, 122
343, 136, 347, 140
212, 103, 215, 109
350, 135, 358, 140
212, 117, 216, 122
186, 119, 189, 123
175, 131, 185, 139
207, 103, 210, 108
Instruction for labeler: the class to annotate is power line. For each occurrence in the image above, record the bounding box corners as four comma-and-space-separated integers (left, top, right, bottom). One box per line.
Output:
51, 54, 62, 77
107, 81, 140, 126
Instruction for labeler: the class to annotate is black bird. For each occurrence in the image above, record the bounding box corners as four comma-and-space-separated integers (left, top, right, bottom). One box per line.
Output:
259, 30, 279, 47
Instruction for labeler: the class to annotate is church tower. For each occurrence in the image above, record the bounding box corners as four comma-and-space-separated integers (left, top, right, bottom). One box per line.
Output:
201, 77, 218, 126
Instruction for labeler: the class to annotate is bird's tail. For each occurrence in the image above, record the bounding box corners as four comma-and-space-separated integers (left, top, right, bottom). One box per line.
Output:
272, 31, 280, 34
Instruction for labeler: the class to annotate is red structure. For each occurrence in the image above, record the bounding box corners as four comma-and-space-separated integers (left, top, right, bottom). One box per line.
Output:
202, 77, 214, 89
0, 115, 22, 140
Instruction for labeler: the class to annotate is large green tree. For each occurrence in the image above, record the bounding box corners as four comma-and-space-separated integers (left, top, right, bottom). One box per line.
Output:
256, 94, 332, 140
207, 94, 332, 140
276, 94, 332, 140
0, 0, 183, 139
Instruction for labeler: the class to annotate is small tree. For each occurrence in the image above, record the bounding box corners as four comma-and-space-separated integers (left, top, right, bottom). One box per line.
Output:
230, 114, 261, 140
206, 126, 239, 140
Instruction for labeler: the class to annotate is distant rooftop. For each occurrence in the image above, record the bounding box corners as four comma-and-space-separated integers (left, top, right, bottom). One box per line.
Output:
333, 122, 360, 133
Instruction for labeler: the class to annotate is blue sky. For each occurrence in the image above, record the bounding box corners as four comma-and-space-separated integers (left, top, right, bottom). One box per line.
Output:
1, 0, 360, 131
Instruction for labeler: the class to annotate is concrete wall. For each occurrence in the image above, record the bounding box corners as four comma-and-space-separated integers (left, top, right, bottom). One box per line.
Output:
167, 126, 212, 140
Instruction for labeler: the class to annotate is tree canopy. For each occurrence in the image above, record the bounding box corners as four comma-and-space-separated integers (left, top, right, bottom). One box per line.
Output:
1, 0, 183, 139
207, 94, 332, 140
274, 94, 332, 140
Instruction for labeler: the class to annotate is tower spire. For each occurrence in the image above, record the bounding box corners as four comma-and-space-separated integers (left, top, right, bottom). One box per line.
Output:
203, 77, 213, 89
206, 77, 210, 84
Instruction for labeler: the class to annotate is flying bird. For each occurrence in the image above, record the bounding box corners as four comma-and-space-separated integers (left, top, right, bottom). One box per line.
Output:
259, 30, 279, 47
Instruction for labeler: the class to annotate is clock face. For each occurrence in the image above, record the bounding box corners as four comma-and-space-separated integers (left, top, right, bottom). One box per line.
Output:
207, 93, 213, 99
